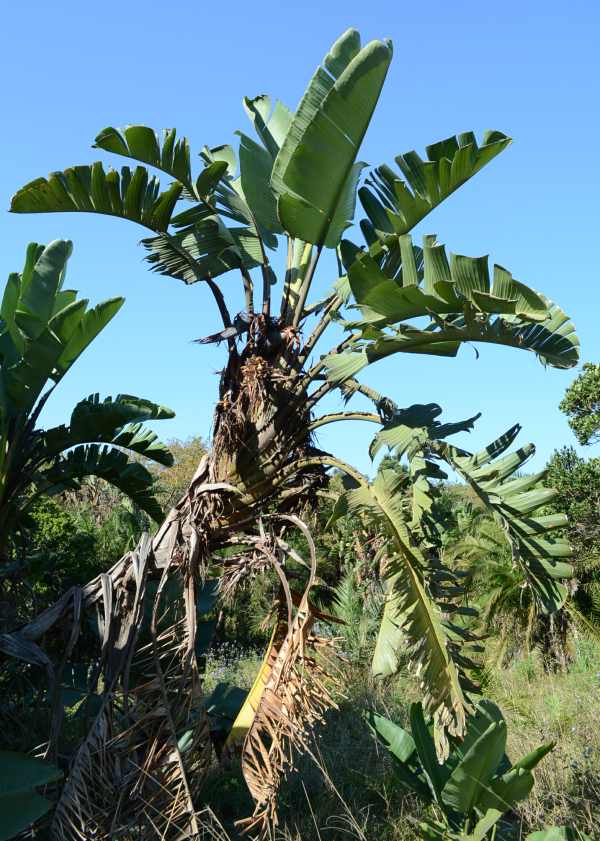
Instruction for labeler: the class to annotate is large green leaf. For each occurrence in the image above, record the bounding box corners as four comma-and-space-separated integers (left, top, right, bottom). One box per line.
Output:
11, 163, 182, 232
42, 393, 174, 466
94, 125, 193, 186
94, 124, 229, 203
477, 766, 535, 813
16, 239, 72, 337
369, 402, 480, 460
365, 711, 415, 763
439, 426, 574, 613
0, 751, 62, 796
364, 710, 433, 802
336, 468, 472, 753
142, 217, 263, 284
271, 28, 392, 246
409, 703, 450, 800
348, 236, 549, 323
328, 234, 579, 381
0, 792, 55, 841
359, 130, 511, 238
40, 444, 164, 522
0, 751, 62, 841
243, 95, 293, 160
0, 243, 124, 417
237, 131, 283, 234
441, 720, 507, 813
53, 297, 124, 377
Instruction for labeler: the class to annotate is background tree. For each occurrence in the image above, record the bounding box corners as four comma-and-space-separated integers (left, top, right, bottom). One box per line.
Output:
559, 363, 600, 446
150, 436, 208, 510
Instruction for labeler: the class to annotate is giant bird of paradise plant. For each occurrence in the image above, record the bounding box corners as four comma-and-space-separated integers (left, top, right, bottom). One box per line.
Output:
0, 239, 174, 564
5, 28, 579, 840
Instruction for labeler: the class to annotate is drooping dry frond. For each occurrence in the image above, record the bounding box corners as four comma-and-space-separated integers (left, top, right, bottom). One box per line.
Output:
51, 539, 151, 840
227, 518, 343, 838
219, 549, 271, 603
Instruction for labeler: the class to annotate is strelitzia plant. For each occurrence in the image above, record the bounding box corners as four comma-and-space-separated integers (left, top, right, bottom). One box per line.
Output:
0, 240, 174, 562
5, 27, 579, 838
366, 700, 554, 840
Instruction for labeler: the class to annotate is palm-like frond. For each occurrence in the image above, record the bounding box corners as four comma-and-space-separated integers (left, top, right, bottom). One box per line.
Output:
325, 234, 578, 383
359, 130, 510, 238
271, 28, 392, 247
43, 393, 175, 465
39, 444, 164, 522
0, 240, 124, 414
11, 163, 183, 232
330, 467, 474, 756
437, 425, 573, 613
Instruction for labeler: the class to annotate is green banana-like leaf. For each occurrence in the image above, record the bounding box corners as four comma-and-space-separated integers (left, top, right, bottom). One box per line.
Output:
441, 720, 507, 813
364, 711, 416, 763
336, 467, 472, 754
438, 425, 573, 613
477, 766, 535, 813
95, 124, 228, 201
0, 241, 124, 416
324, 233, 579, 383
465, 810, 505, 841
94, 125, 194, 187
43, 394, 175, 466
243, 95, 293, 160
364, 710, 439, 803
0, 750, 62, 841
359, 130, 511, 238
369, 402, 480, 460
40, 444, 164, 522
237, 131, 283, 234
271, 28, 392, 246
11, 163, 182, 232
142, 216, 263, 283
14, 239, 72, 338
237, 96, 294, 235
409, 702, 450, 800
139, 142, 273, 284
53, 297, 124, 377
525, 829, 592, 841
349, 234, 549, 323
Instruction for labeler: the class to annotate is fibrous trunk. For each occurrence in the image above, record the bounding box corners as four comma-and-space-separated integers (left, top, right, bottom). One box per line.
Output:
1, 336, 335, 840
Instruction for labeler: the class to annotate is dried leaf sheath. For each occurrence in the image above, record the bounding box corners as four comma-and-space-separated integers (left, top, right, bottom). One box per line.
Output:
51, 539, 151, 840
51, 544, 212, 840
113, 603, 212, 839
233, 522, 342, 838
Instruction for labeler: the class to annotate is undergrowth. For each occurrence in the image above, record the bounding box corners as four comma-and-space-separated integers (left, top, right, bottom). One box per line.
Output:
200, 634, 600, 840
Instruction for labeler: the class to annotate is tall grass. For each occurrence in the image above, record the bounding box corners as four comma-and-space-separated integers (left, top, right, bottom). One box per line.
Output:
200, 633, 600, 839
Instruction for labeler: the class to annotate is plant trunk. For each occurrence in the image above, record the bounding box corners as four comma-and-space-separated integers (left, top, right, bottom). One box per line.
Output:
2, 337, 324, 841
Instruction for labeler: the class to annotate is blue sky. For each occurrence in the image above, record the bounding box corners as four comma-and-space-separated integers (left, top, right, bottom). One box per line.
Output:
1, 0, 598, 475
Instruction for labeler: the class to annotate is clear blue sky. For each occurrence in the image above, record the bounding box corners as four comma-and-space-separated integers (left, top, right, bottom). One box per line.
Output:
1, 0, 598, 475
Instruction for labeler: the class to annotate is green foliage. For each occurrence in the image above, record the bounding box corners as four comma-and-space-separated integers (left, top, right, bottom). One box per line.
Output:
559, 363, 600, 446
438, 425, 573, 615
546, 446, 600, 629
366, 700, 553, 840
326, 233, 578, 381
0, 750, 62, 841
0, 241, 174, 557
271, 28, 392, 246
327, 566, 382, 659
525, 829, 592, 841
6, 26, 582, 783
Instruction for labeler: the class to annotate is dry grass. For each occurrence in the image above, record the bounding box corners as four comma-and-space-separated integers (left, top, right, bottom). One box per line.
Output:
199, 633, 600, 840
